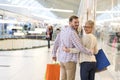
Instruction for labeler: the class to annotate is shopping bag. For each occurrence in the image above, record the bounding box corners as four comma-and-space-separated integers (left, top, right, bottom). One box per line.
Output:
95, 67, 107, 72
45, 64, 60, 80
95, 49, 110, 71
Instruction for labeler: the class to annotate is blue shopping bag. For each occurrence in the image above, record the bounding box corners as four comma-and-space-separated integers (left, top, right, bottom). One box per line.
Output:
95, 49, 110, 71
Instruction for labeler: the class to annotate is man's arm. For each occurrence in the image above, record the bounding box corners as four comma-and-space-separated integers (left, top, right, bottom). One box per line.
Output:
71, 31, 92, 54
52, 33, 60, 61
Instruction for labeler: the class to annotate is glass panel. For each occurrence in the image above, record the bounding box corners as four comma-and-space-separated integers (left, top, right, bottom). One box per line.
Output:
96, 0, 120, 79
18, 0, 29, 6
11, 0, 21, 5
96, 0, 112, 11
0, 7, 50, 50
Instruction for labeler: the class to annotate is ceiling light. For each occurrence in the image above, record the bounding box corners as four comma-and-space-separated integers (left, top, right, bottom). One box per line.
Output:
0, 3, 73, 13
96, 11, 120, 13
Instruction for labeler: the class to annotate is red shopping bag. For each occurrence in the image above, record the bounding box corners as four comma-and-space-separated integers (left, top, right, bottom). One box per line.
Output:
45, 64, 60, 80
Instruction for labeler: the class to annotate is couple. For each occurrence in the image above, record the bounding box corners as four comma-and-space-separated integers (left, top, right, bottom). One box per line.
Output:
52, 15, 98, 80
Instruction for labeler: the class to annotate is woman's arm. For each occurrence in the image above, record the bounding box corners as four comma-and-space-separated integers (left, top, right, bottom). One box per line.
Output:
63, 47, 80, 53
94, 39, 98, 55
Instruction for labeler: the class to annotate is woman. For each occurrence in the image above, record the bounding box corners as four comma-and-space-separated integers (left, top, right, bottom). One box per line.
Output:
63, 20, 98, 80
46, 25, 53, 48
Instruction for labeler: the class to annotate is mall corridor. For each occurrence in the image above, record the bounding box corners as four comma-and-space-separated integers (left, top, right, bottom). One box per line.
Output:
0, 44, 119, 80
0, 0, 120, 80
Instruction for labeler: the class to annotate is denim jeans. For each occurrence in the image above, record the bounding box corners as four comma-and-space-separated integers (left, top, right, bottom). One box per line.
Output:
80, 62, 96, 80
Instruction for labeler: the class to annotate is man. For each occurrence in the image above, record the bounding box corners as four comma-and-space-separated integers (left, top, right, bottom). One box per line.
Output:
52, 15, 92, 80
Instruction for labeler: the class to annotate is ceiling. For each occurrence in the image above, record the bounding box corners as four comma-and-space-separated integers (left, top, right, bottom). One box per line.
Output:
0, 0, 81, 19
0, 0, 120, 21
36, 0, 81, 18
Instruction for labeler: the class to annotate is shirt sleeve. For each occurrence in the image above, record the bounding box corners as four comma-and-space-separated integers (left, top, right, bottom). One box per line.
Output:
71, 31, 92, 54
83, 34, 98, 55
69, 48, 80, 53
94, 38, 98, 54
89, 35, 98, 55
52, 33, 60, 57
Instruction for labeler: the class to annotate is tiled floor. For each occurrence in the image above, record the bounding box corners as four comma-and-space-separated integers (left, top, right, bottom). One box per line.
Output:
0, 47, 52, 80
0, 44, 119, 80
0, 37, 120, 80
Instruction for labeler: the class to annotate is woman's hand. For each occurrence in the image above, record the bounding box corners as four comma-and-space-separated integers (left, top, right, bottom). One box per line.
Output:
63, 46, 70, 53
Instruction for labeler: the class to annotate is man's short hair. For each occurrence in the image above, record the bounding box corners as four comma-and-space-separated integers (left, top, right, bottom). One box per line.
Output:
69, 15, 78, 22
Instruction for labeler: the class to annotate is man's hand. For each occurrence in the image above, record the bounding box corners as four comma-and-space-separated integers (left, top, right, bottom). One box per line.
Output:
85, 48, 94, 55
89, 48, 94, 55
52, 57, 57, 61
63, 47, 70, 53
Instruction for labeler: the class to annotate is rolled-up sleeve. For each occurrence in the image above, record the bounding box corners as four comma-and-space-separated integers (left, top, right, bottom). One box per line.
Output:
83, 34, 98, 55
69, 48, 80, 53
94, 39, 98, 54
71, 31, 92, 54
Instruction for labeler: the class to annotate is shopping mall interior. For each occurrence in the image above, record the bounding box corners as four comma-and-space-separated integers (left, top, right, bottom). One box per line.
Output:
0, 0, 120, 80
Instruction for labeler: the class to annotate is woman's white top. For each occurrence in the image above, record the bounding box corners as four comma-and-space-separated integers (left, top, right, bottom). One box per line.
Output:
69, 34, 98, 63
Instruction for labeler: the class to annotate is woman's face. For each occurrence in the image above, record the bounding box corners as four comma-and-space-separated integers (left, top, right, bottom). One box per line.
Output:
84, 23, 93, 34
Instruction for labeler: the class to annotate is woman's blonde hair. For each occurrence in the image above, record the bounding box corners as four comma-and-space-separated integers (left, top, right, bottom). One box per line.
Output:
85, 20, 94, 28
85, 20, 95, 33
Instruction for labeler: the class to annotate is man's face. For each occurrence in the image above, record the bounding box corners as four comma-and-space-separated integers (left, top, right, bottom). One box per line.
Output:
70, 19, 79, 30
